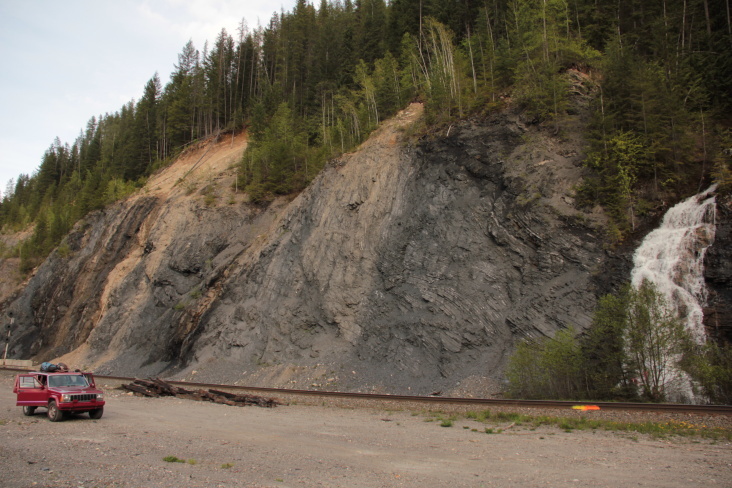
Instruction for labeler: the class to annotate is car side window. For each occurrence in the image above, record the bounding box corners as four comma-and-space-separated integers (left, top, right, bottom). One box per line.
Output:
19, 376, 41, 388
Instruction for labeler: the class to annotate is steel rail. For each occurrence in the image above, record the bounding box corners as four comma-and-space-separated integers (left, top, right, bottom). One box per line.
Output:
3, 366, 731, 415
151, 379, 732, 415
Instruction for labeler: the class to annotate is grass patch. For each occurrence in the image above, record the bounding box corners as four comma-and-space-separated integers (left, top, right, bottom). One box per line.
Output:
204, 191, 217, 207
466, 410, 493, 422
57, 242, 72, 258
163, 456, 186, 463
221, 463, 234, 469
455, 410, 731, 440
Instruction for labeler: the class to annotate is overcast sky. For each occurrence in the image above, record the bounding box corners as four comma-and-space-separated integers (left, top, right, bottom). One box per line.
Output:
0, 0, 297, 197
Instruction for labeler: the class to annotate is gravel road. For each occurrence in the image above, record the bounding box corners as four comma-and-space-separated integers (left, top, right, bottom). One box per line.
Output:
1, 371, 730, 487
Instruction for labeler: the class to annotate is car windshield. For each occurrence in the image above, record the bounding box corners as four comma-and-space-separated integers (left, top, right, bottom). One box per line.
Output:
48, 374, 89, 388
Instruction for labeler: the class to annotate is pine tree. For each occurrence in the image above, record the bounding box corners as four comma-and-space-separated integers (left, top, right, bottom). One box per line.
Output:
162, 41, 199, 154
356, 0, 388, 64
135, 74, 161, 173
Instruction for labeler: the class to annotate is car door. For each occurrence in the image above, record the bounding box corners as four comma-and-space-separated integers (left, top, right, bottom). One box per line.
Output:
15, 374, 48, 406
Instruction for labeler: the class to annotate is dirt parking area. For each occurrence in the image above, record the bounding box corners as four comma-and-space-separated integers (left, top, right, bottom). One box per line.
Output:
0, 371, 730, 488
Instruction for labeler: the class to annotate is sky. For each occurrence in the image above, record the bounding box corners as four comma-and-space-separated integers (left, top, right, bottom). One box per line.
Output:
0, 0, 297, 197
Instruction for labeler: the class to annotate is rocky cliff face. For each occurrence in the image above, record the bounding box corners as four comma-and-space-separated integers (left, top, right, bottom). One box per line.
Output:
0, 99, 655, 395
704, 195, 732, 342
173, 103, 613, 394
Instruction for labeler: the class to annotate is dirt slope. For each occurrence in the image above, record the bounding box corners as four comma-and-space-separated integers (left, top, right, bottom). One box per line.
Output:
141, 131, 248, 200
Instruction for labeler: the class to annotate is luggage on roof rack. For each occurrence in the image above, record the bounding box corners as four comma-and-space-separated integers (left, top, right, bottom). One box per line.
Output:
40, 362, 68, 372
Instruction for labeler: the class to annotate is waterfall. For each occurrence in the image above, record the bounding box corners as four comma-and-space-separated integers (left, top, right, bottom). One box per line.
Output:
631, 185, 717, 340
630, 185, 717, 401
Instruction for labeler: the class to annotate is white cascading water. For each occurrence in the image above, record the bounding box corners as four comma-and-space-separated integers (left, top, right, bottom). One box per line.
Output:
630, 185, 717, 402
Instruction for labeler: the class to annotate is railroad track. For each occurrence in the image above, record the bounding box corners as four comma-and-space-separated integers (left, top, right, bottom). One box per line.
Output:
3, 366, 728, 416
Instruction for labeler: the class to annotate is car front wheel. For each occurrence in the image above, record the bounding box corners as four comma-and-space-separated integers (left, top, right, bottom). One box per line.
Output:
89, 407, 103, 419
22, 406, 36, 416
47, 401, 63, 422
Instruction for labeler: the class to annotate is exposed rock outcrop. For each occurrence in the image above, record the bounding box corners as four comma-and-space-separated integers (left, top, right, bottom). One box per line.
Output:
2, 101, 626, 395
704, 195, 732, 342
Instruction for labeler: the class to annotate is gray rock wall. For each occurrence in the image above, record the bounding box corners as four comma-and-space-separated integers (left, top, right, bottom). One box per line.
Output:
704, 196, 732, 342
3, 104, 632, 395
181, 108, 609, 393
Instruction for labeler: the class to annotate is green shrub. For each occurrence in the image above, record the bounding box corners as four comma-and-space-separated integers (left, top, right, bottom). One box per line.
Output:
505, 327, 583, 400
506, 281, 698, 403
681, 340, 732, 404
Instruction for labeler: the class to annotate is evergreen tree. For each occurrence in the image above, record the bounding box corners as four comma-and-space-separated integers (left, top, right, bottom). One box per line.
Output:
161, 40, 199, 155
133, 74, 161, 175
204, 29, 235, 133
355, 0, 388, 64
79, 117, 102, 175
581, 287, 635, 399
387, 0, 435, 50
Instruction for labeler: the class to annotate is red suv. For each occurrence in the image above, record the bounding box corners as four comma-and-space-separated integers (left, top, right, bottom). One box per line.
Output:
14, 371, 105, 421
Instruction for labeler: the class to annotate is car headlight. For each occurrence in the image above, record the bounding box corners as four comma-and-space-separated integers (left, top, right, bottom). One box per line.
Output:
61, 394, 71, 402
96, 393, 104, 401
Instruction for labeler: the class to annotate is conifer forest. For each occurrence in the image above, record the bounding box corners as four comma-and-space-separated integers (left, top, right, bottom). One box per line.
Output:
2, 0, 731, 268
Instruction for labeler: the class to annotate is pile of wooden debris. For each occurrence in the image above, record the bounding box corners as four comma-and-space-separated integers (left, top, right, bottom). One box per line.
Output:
119, 378, 281, 408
